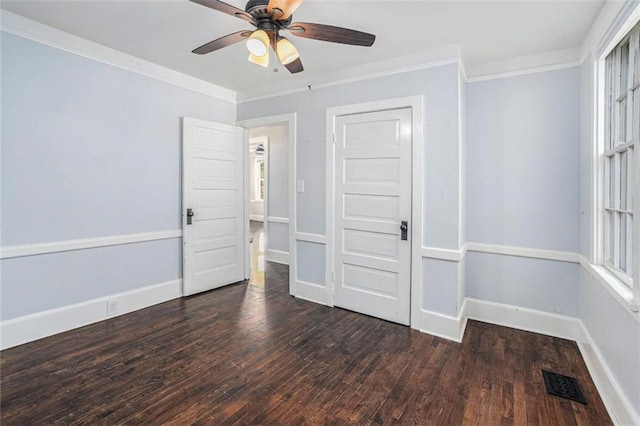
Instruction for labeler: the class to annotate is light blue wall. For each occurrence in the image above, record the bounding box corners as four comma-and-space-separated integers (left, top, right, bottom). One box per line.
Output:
2, 239, 181, 319
466, 67, 581, 252
465, 67, 582, 315
238, 64, 462, 249
466, 252, 580, 316
580, 268, 640, 417
238, 64, 464, 316
1, 32, 236, 320
579, 54, 595, 258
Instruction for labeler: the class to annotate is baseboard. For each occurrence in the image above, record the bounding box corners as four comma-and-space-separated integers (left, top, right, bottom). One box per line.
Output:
419, 306, 467, 343
0, 279, 182, 350
249, 215, 264, 222
577, 324, 640, 426
464, 298, 583, 341
266, 249, 289, 265
294, 280, 331, 306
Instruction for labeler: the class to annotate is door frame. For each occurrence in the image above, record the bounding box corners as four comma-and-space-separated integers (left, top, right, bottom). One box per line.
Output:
237, 113, 297, 295
326, 96, 424, 328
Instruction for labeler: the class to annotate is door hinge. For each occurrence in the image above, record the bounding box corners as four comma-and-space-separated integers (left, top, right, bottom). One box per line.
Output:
332, 271, 335, 282
332, 133, 336, 144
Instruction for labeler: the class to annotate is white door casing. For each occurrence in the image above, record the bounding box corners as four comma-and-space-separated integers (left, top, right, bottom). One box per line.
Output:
333, 108, 413, 325
182, 117, 245, 296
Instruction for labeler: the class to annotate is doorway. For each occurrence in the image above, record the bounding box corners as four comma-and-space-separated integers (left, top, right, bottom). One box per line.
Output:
238, 114, 296, 295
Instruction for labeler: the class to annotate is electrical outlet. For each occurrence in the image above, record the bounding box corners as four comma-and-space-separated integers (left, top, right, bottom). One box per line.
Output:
107, 299, 119, 316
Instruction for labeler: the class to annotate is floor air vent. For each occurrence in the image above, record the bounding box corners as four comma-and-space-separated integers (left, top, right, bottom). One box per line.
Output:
542, 370, 588, 405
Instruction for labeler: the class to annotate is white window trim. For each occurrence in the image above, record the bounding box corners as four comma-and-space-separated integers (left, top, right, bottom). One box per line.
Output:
255, 157, 265, 201
591, 5, 640, 312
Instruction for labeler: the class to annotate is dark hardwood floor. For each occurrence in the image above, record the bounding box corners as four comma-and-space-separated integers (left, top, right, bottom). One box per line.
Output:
1, 260, 611, 425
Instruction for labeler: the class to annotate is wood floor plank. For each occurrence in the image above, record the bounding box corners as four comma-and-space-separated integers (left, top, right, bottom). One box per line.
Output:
1, 260, 612, 425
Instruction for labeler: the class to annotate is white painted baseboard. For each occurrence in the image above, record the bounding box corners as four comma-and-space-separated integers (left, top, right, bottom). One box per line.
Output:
461, 298, 638, 423
266, 249, 289, 265
419, 307, 468, 342
577, 324, 640, 426
464, 298, 583, 341
0, 279, 182, 350
249, 215, 264, 222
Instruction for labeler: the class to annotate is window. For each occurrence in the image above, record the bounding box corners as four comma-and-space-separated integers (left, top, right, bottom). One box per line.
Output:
603, 21, 639, 287
255, 158, 265, 201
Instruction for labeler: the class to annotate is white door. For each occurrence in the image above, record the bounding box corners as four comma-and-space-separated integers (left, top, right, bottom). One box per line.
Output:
182, 117, 245, 296
333, 108, 412, 325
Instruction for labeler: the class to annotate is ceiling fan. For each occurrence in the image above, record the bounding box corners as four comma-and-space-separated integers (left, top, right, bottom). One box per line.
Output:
190, 0, 376, 73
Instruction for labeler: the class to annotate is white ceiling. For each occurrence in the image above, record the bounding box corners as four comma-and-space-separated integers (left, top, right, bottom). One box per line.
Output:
2, 0, 604, 97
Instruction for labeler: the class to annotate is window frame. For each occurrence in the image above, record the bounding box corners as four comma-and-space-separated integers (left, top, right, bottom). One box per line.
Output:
594, 13, 640, 311
255, 157, 265, 201
602, 29, 638, 287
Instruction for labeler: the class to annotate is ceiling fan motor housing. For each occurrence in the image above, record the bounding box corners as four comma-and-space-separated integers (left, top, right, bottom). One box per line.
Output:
245, 0, 292, 27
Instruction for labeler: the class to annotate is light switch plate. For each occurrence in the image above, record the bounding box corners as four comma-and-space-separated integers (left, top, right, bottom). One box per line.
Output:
296, 180, 305, 193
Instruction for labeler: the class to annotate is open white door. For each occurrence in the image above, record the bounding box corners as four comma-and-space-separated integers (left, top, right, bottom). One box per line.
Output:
182, 117, 245, 297
333, 108, 412, 325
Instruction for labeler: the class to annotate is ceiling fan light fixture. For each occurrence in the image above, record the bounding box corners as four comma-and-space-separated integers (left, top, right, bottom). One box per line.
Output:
246, 30, 269, 57
276, 37, 299, 65
248, 51, 270, 67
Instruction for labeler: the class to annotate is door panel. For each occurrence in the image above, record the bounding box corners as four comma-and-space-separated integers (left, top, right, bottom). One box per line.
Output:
183, 118, 245, 297
334, 108, 412, 325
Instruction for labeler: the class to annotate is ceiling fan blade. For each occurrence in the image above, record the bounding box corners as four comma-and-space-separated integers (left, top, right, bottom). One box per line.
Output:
288, 22, 375, 47
192, 31, 253, 54
284, 57, 304, 74
190, 0, 256, 25
267, 0, 304, 21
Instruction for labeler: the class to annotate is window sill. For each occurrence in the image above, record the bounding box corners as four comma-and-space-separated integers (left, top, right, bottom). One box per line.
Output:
579, 257, 639, 317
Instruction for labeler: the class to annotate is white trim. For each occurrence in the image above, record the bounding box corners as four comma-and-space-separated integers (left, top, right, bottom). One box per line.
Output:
0, 11, 236, 103
0, 230, 182, 260
0, 279, 182, 350
577, 323, 640, 426
421, 246, 465, 262
466, 48, 582, 83
464, 298, 583, 342
419, 301, 468, 343
237, 45, 596, 103
237, 45, 461, 103
265, 249, 290, 265
237, 113, 297, 297
593, 2, 640, 60
462, 297, 639, 423
326, 96, 424, 327
465, 242, 579, 264
467, 60, 581, 83
579, 256, 640, 318
295, 233, 327, 245
457, 65, 465, 251
249, 215, 264, 222
266, 216, 290, 224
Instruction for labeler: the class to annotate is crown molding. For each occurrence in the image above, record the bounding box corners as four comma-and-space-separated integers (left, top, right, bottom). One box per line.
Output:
238, 44, 590, 102
0, 10, 237, 104
466, 47, 582, 83
237, 44, 463, 103
580, 0, 640, 62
